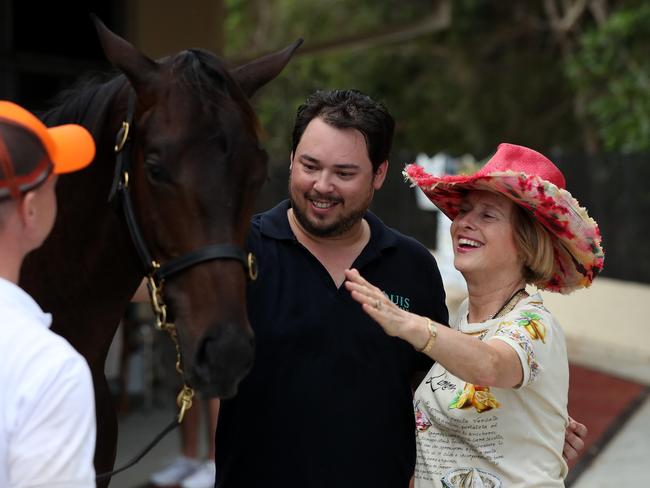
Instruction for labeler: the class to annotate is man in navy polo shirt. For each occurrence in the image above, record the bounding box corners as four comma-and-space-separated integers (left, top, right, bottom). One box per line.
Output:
215, 89, 448, 487
214, 89, 587, 487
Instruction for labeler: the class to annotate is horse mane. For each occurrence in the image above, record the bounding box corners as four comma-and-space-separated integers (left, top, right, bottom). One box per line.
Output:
40, 72, 127, 132
176, 49, 261, 137
40, 50, 260, 140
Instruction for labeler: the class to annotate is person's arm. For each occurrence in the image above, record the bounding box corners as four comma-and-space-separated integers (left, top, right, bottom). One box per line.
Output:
344, 268, 523, 388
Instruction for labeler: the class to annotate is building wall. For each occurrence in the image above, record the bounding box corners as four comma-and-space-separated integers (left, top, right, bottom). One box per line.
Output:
0, 0, 225, 108
125, 0, 224, 58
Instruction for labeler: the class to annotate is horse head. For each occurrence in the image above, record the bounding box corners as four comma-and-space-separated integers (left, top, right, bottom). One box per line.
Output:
94, 18, 301, 399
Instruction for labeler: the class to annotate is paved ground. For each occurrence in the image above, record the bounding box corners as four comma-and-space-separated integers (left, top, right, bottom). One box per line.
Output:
108, 276, 650, 487
547, 277, 650, 487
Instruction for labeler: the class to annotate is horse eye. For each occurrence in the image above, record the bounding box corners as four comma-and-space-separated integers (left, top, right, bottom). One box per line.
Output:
145, 160, 168, 182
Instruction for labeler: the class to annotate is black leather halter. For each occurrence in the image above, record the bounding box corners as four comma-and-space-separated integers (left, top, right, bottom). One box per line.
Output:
96, 93, 258, 483
108, 93, 258, 285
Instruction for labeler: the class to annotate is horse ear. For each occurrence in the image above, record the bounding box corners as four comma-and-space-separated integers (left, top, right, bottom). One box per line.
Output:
91, 14, 159, 93
232, 39, 303, 98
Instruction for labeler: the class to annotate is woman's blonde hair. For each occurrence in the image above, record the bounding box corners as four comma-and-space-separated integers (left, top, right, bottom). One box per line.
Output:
512, 205, 556, 286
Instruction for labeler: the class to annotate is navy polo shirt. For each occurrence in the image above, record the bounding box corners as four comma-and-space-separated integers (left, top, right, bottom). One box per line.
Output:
215, 200, 448, 488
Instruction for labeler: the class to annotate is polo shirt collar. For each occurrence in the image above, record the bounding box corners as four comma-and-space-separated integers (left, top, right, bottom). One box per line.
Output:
259, 199, 398, 251
0, 276, 52, 328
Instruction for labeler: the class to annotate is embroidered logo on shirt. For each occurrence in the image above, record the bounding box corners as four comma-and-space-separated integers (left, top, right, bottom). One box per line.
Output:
383, 291, 410, 310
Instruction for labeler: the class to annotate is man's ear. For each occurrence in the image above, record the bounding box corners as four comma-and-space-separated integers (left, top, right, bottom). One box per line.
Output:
373, 160, 389, 190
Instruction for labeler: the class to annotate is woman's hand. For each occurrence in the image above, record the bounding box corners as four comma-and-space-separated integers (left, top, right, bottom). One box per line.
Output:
344, 268, 523, 388
344, 268, 429, 349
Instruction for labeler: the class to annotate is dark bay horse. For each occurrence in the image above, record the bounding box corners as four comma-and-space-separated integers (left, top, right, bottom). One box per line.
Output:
18, 17, 300, 485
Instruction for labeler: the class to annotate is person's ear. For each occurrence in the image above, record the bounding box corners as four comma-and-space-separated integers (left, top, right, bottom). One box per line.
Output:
289, 151, 295, 171
373, 160, 389, 190
18, 191, 37, 226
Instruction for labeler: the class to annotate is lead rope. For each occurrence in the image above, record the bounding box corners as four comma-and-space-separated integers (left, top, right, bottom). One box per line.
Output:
147, 263, 196, 422
95, 268, 195, 483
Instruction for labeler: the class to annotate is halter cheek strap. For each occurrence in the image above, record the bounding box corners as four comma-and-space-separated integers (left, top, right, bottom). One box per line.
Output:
96, 91, 259, 483
109, 92, 258, 283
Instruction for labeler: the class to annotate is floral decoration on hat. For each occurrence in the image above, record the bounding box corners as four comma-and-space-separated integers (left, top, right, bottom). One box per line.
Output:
404, 143, 604, 294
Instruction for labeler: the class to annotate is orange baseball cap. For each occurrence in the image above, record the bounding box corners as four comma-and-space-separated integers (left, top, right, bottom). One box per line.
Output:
0, 100, 96, 176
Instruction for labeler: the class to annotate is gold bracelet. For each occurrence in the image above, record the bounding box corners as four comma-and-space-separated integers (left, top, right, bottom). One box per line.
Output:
417, 318, 437, 354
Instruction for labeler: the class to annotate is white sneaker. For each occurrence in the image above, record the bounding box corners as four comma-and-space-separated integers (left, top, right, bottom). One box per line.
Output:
150, 456, 201, 487
181, 460, 216, 488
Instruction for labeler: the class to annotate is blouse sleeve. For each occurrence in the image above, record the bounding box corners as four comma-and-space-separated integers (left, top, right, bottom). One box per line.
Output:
488, 306, 554, 388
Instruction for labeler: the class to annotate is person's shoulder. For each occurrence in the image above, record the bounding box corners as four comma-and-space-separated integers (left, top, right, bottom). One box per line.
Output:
249, 208, 268, 233
500, 292, 563, 339
385, 224, 438, 265
366, 211, 432, 254
517, 292, 554, 319
3, 321, 92, 407
5, 315, 86, 368
249, 200, 290, 240
391, 227, 431, 252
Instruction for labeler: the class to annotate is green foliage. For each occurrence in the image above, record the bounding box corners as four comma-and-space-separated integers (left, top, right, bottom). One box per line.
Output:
225, 0, 648, 165
567, 4, 650, 152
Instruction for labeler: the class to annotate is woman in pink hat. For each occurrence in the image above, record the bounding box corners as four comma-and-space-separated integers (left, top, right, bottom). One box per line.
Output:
345, 143, 604, 487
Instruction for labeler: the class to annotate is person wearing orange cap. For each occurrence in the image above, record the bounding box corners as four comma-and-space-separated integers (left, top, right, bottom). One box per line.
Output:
0, 101, 96, 487
345, 143, 604, 487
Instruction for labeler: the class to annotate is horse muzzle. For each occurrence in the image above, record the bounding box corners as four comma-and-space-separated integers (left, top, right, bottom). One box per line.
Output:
190, 321, 255, 399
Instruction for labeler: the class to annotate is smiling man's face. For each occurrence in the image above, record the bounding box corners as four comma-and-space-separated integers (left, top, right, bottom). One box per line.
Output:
289, 117, 386, 239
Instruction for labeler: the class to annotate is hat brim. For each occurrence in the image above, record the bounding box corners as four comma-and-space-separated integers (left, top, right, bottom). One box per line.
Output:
47, 124, 95, 174
404, 164, 605, 294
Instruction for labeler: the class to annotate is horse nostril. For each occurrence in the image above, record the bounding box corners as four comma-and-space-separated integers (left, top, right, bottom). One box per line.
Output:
192, 325, 255, 389
194, 339, 216, 382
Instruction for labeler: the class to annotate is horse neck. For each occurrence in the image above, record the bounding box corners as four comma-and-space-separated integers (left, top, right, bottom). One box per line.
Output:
20, 79, 143, 365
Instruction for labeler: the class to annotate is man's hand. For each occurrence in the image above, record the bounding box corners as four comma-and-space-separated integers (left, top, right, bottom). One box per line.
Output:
564, 416, 588, 461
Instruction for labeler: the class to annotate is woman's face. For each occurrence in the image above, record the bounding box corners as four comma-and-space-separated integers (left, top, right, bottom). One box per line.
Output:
450, 190, 522, 282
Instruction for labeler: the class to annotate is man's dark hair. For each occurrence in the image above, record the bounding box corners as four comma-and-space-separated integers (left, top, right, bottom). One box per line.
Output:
291, 89, 395, 172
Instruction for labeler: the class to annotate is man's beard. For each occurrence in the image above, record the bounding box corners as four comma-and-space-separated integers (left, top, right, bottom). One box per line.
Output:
288, 181, 372, 238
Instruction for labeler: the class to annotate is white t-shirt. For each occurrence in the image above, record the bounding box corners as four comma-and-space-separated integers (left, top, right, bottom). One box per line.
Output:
413, 292, 568, 488
0, 277, 96, 487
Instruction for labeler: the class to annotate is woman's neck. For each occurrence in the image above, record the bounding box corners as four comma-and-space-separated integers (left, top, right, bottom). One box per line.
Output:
466, 276, 527, 323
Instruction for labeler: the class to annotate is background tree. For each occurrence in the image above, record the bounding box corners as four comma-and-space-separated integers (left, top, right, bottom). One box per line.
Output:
225, 0, 594, 163
565, 2, 650, 153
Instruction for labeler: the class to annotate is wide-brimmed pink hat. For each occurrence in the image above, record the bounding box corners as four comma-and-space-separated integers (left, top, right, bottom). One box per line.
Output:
404, 143, 604, 294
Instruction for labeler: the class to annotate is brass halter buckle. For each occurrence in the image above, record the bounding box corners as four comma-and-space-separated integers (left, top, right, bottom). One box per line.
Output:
114, 121, 130, 152
247, 252, 258, 281
146, 261, 195, 423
